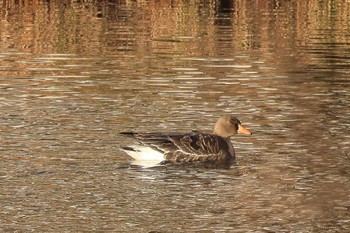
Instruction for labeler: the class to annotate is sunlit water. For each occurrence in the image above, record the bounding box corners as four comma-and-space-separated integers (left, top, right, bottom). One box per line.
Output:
1, 1, 349, 232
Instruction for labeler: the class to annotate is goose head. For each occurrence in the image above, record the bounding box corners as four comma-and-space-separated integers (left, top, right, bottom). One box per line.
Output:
213, 115, 252, 138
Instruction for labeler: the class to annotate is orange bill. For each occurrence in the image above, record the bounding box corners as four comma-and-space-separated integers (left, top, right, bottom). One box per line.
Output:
237, 124, 252, 135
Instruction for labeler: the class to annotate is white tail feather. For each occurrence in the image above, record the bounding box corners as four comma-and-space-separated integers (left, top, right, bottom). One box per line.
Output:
121, 145, 164, 167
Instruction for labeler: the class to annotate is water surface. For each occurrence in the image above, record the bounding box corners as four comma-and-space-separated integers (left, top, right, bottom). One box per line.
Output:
1, 0, 349, 232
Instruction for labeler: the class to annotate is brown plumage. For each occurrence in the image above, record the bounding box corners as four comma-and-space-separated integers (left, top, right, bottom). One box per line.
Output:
120, 115, 252, 168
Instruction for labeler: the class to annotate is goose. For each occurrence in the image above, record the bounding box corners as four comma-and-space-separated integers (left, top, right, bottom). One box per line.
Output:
119, 115, 252, 168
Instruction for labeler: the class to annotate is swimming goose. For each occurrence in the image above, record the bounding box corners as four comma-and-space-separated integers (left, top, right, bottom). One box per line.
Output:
120, 115, 252, 168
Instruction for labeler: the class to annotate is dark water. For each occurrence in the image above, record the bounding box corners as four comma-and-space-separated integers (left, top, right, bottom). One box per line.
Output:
1, 0, 349, 232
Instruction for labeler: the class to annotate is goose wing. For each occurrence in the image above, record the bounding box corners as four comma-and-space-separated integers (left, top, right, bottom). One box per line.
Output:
120, 132, 231, 162
120, 132, 181, 153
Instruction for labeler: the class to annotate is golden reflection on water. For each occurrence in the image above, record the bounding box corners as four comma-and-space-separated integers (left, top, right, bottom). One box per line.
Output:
1, 1, 349, 57
0, 0, 350, 232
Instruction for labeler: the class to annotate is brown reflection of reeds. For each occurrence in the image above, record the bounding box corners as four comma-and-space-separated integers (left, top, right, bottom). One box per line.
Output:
0, 0, 103, 54
0, 0, 349, 67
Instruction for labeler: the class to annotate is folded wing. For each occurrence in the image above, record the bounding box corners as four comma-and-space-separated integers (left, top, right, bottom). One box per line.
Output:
120, 132, 232, 164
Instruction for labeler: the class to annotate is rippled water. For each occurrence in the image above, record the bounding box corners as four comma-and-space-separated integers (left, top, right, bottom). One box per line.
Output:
1, 0, 350, 232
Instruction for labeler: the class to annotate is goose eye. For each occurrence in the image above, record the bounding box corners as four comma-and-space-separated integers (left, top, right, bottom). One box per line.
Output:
229, 117, 240, 126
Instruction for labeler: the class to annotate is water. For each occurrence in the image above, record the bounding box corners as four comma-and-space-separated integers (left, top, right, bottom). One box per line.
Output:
1, 0, 349, 232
